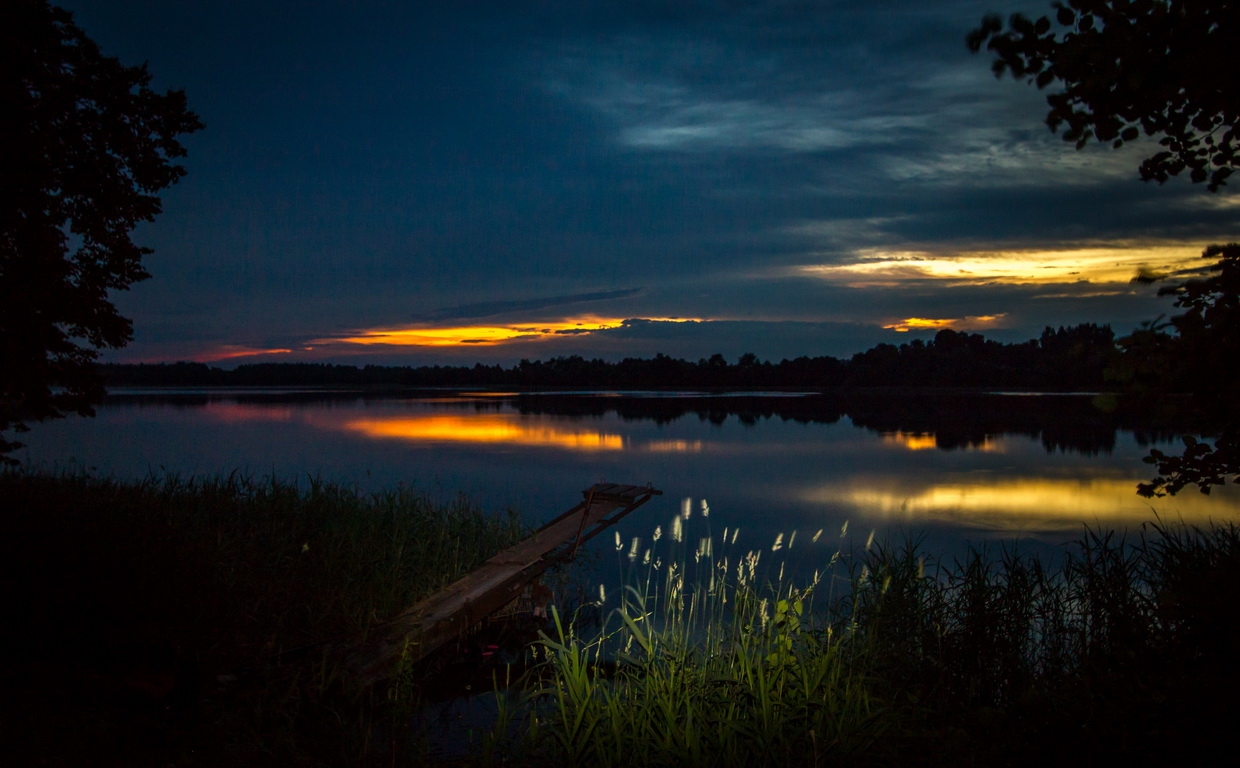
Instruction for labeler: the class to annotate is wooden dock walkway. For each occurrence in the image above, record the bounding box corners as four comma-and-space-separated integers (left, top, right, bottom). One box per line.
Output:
347, 483, 661, 683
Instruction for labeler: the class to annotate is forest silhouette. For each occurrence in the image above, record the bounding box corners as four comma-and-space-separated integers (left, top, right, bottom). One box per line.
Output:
102, 323, 1117, 392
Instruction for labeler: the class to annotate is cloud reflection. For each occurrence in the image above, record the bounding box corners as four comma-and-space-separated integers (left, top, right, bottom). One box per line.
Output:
314, 316, 704, 349
343, 415, 625, 451
340, 414, 705, 454
813, 476, 1233, 533
881, 432, 1001, 452
197, 401, 708, 454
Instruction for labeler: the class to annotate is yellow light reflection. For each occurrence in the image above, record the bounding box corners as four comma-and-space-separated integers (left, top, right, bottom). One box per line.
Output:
343, 414, 626, 451
812, 477, 1234, 532
880, 432, 1001, 452
315, 316, 703, 348
882, 432, 939, 451
801, 245, 1206, 287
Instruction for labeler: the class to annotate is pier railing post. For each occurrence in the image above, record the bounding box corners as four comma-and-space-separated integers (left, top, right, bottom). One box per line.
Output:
569, 486, 597, 560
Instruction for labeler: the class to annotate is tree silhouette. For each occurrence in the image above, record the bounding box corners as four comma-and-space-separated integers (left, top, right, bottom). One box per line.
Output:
1, 0, 202, 461
970, 2, 1239, 494
968, 1, 1239, 190
1111, 245, 1240, 495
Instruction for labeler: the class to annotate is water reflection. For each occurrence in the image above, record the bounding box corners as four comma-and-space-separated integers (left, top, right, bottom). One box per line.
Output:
343, 415, 627, 452
202, 401, 296, 423
816, 475, 1224, 531
646, 439, 704, 453
20, 391, 1237, 547
880, 431, 1001, 452
342, 414, 706, 454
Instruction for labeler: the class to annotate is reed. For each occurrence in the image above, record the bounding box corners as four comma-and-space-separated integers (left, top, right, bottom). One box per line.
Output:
1, 467, 526, 765
7, 469, 1238, 766
808, 520, 1240, 765
482, 511, 1240, 767
484, 512, 885, 767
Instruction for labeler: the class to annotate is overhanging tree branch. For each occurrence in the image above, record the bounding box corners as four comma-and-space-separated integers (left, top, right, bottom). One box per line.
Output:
1, 0, 202, 462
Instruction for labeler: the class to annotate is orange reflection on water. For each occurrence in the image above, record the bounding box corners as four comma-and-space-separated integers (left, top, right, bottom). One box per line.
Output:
881, 431, 1000, 452
202, 402, 295, 423
882, 432, 938, 451
812, 476, 1235, 532
646, 439, 704, 453
342, 414, 625, 452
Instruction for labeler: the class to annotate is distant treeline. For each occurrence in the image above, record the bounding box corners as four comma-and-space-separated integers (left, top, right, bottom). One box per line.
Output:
101, 324, 1118, 391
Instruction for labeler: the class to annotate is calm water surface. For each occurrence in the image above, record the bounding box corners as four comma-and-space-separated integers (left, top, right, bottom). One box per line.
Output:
19, 388, 1238, 755
16, 389, 1237, 570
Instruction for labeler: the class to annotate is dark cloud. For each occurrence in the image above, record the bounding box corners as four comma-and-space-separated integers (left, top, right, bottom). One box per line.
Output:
55, 0, 1240, 366
413, 288, 644, 322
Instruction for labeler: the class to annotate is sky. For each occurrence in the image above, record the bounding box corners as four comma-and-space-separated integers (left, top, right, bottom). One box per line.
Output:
60, 0, 1240, 367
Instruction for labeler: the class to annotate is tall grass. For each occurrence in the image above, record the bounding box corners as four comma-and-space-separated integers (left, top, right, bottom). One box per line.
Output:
7, 469, 1238, 766
487, 510, 884, 767
843, 522, 1240, 764
1, 468, 526, 765
484, 510, 1240, 767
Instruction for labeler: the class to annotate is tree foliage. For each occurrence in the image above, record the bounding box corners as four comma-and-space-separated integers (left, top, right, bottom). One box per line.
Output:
1111, 245, 1240, 496
96, 324, 1117, 391
0, 0, 202, 460
972, 3, 1240, 495
968, 1, 1239, 190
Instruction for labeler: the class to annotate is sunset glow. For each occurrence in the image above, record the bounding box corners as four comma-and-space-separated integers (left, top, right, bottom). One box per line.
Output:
880, 431, 1000, 452
344, 414, 626, 450
314, 316, 703, 349
188, 399, 710, 453
646, 439, 705, 453
202, 402, 296, 423
883, 431, 940, 451
801, 245, 1207, 287
812, 476, 1231, 531
882, 315, 1004, 333
338, 414, 712, 453
193, 345, 294, 362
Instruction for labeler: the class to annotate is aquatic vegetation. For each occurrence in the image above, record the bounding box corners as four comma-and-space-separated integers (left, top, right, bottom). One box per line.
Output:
1, 468, 526, 765
481, 507, 1240, 767
6, 471, 1238, 766
484, 514, 879, 766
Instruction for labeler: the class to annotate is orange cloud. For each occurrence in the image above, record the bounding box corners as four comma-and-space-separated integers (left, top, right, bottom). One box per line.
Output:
314, 315, 701, 349
882, 314, 1005, 333
193, 345, 293, 362
800, 243, 1207, 287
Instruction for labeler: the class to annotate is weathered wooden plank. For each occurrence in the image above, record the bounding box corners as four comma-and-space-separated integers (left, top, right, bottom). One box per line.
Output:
346, 483, 661, 684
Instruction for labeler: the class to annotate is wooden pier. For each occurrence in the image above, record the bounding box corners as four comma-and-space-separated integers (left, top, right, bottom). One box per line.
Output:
347, 483, 661, 683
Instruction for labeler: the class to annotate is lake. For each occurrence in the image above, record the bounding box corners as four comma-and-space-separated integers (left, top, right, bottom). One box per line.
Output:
15, 388, 1236, 575
17, 387, 1238, 756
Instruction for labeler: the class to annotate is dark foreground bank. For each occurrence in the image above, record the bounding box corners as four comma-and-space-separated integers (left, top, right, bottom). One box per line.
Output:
0, 470, 525, 766
3, 470, 1238, 766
